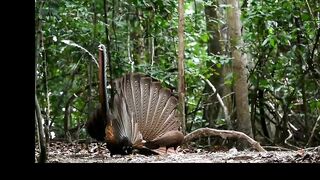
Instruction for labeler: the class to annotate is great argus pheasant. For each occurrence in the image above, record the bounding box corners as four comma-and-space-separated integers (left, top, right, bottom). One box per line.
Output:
86, 45, 184, 156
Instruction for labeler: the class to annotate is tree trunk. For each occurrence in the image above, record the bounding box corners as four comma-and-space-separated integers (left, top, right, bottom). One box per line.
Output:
87, 61, 93, 119
226, 0, 253, 137
40, 8, 50, 143
35, 96, 47, 163
178, 0, 186, 134
103, 0, 114, 101
64, 102, 72, 142
88, 1, 96, 119
130, 6, 145, 65
42, 46, 50, 143
219, 0, 235, 128
203, 2, 230, 129
294, 14, 308, 138
258, 89, 269, 138
35, 1, 47, 163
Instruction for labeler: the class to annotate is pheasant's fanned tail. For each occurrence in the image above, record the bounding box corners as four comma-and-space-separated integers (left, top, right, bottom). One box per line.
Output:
112, 90, 142, 144
89, 45, 186, 156
144, 81, 162, 140
113, 73, 183, 151
139, 76, 152, 135
95, 72, 184, 156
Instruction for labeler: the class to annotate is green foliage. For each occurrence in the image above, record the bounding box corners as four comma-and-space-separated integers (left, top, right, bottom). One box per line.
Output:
36, 0, 231, 138
243, 0, 319, 145
36, 0, 319, 146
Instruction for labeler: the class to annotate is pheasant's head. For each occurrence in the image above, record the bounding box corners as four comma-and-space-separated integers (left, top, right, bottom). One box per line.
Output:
119, 137, 133, 155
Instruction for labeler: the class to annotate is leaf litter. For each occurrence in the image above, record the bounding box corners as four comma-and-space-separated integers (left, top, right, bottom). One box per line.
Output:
35, 142, 320, 163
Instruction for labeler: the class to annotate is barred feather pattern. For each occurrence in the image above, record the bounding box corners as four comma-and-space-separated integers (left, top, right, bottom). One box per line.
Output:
112, 73, 181, 145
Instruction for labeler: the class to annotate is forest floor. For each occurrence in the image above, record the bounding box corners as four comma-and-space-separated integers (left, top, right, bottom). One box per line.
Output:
36, 141, 320, 163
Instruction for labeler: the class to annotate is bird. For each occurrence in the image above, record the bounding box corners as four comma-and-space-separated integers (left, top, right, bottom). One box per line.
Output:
144, 130, 184, 153
86, 44, 184, 156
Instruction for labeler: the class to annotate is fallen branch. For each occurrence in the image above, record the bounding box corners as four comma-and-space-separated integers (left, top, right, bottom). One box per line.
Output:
50, 138, 91, 144
263, 145, 319, 152
200, 75, 231, 129
262, 146, 292, 151
284, 129, 300, 150
303, 146, 320, 151
306, 114, 320, 147
184, 127, 266, 152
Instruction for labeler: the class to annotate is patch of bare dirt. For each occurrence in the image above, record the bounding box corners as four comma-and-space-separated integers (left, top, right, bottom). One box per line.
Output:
35, 142, 320, 163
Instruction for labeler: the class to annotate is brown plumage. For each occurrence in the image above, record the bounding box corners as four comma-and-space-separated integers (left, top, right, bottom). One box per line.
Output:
144, 130, 184, 153
86, 45, 184, 156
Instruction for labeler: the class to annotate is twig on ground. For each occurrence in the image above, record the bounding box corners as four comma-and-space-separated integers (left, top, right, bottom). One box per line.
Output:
262, 146, 292, 151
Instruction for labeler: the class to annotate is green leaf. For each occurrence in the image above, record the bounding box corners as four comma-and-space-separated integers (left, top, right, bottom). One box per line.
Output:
269, 38, 275, 48
200, 33, 209, 43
